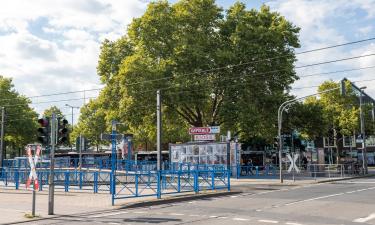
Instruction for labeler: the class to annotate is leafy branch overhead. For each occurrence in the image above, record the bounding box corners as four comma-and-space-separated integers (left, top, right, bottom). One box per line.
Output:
88, 0, 301, 146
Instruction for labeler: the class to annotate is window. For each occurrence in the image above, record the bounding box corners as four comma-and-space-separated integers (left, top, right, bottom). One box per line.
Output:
343, 136, 355, 147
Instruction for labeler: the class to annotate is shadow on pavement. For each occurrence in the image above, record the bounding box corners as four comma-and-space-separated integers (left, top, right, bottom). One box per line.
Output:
120, 191, 242, 209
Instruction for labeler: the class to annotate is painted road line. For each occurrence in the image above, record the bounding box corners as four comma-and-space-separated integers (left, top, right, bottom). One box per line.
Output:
353, 213, 375, 223
285, 193, 345, 206
258, 219, 279, 223
286, 222, 303, 225
189, 214, 200, 217
169, 213, 184, 216
134, 211, 147, 214
89, 211, 128, 218
233, 218, 250, 221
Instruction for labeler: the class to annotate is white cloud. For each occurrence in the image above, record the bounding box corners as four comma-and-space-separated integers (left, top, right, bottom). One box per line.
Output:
269, 0, 375, 98
0, 0, 148, 123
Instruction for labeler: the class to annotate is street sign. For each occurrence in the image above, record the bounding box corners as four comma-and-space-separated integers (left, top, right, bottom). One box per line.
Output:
101, 133, 123, 141
26, 145, 41, 190
287, 153, 300, 173
194, 134, 216, 141
189, 126, 220, 135
209, 126, 220, 134
189, 127, 210, 135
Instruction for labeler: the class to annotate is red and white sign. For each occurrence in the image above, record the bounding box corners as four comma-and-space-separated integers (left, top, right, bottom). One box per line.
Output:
194, 134, 216, 141
189, 126, 220, 135
189, 127, 211, 135
26, 145, 41, 190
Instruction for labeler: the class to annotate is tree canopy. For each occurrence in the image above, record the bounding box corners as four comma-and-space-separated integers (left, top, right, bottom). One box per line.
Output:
0, 76, 38, 153
76, 0, 301, 149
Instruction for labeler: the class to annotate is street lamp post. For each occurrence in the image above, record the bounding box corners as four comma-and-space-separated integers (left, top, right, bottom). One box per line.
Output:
359, 86, 368, 174
65, 104, 79, 151
278, 86, 342, 183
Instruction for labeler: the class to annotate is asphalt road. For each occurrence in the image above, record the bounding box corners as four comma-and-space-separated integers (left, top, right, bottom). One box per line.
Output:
15, 177, 375, 225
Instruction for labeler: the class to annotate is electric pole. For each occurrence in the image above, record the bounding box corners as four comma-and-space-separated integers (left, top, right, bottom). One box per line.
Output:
48, 113, 56, 215
157, 90, 162, 171
0, 107, 4, 168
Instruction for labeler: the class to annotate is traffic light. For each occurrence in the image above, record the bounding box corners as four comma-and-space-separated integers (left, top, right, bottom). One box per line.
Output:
273, 137, 279, 149
84, 138, 90, 150
37, 118, 50, 145
57, 118, 69, 145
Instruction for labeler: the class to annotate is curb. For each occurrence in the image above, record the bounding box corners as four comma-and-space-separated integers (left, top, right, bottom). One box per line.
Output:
316, 174, 375, 184
118, 190, 240, 209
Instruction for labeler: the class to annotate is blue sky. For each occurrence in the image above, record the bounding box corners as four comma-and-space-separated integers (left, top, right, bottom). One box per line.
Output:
0, 0, 374, 124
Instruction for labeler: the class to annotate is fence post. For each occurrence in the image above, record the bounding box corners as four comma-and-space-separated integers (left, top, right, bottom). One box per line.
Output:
328, 165, 331, 178
110, 172, 113, 195
314, 164, 317, 180
341, 165, 343, 178
177, 171, 181, 193
79, 171, 83, 189
211, 170, 215, 190
255, 166, 259, 177
157, 171, 161, 199
135, 173, 139, 197
65, 171, 69, 192
5, 169, 7, 186
94, 171, 98, 193
15, 169, 19, 190
194, 170, 199, 194
227, 169, 231, 191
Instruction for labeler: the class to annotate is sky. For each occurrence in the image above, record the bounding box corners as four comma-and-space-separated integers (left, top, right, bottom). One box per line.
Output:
0, 0, 375, 125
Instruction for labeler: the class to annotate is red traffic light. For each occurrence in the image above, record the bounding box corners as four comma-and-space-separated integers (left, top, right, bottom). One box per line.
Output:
38, 118, 49, 127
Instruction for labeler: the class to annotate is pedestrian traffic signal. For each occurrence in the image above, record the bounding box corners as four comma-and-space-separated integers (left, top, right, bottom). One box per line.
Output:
37, 118, 50, 145
57, 118, 69, 145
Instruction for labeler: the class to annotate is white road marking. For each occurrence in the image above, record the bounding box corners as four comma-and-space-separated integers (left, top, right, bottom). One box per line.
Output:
189, 214, 200, 217
285, 193, 345, 206
353, 213, 375, 223
134, 211, 146, 214
169, 213, 184, 216
89, 211, 128, 218
286, 222, 303, 225
348, 181, 375, 184
230, 195, 239, 198
209, 215, 219, 218
218, 216, 228, 219
258, 219, 279, 223
233, 218, 250, 221
108, 223, 120, 225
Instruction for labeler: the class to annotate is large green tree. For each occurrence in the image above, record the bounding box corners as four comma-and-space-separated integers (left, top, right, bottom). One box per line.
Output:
80, 0, 300, 148
0, 76, 38, 157
42, 106, 65, 119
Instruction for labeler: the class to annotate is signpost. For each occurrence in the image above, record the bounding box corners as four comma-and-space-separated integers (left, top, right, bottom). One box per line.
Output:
287, 153, 300, 182
26, 144, 41, 217
194, 134, 216, 141
189, 126, 220, 135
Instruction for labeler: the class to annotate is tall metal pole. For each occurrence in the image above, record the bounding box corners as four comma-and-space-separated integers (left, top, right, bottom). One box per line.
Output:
0, 107, 4, 168
277, 87, 341, 183
157, 90, 162, 171
79, 134, 82, 171
359, 90, 368, 174
48, 113, 56, 215
278, 108, 284, 183
111, 120, 117, 206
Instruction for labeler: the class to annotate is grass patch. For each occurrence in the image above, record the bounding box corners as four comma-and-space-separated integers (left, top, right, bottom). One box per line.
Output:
24, 213, 40, 219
